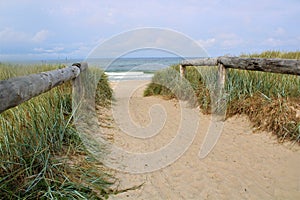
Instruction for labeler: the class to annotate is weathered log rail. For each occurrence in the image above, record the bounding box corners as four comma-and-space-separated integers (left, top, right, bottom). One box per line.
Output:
180, 56, 300, 76
0, 62, 88, 114
180, 56, 300, 118
180, 56, 300, 93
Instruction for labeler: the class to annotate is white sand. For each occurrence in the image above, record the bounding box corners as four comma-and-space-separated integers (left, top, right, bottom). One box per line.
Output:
101, 80, 300, 200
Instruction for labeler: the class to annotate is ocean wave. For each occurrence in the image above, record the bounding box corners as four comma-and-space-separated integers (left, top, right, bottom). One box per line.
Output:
105, 71, 153, 81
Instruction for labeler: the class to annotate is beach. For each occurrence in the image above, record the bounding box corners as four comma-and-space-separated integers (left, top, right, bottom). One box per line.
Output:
101, 80, 300, 200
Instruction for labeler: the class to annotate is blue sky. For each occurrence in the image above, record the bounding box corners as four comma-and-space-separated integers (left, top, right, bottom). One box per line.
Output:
0, 0, 299, 60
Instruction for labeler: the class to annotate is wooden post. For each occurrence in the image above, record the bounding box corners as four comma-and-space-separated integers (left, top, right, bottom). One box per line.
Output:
72, 62, 88, 100
0, 65, 82, 113
217, 63, 226, 92
72, 62, 88, 113
71, 62, 106, 154
180, 64, 186, 79
214, 63, 227, 118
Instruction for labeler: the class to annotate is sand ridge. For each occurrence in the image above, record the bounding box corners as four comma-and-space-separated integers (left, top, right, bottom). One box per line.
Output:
101, 80, 300, 200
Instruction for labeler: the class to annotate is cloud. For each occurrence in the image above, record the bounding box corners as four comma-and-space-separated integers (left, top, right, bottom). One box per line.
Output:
70, 45, 92, 57
46, 2, 117, 26
197, 38, 216, 48
263, 38, 282, 46
1, 0, 300, 59
88, 28, 208, 58
274, 27, 286, 36
32, 30, 50, 43
197, 33, 245, 51
262, 37, 300, 48
33, 47, 64, 53
0, 28, 28, 43
0, 28, 50, 44
218, 33, 244, 48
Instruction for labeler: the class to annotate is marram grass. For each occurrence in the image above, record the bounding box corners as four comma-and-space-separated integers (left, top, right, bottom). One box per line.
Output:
0, 64, 114, 199
144, 51, 300, 143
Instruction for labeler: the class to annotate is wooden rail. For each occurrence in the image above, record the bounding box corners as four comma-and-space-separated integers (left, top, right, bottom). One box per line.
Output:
0, 62, 88, 114
180, 56, 300, 91
180, 56, 300, 76
180, 56, 300, 117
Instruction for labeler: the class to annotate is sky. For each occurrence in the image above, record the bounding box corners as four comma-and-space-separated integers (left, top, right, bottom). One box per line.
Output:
0, 0, 299, 61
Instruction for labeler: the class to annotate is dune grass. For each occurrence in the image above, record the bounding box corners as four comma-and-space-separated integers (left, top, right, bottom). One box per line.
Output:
144, 51, 300, 143
0, 63, 114, 199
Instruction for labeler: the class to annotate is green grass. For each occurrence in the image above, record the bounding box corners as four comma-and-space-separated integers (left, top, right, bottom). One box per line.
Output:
0, 63, 114, 199
144, 51, 300, 142
240, 50, 300, 59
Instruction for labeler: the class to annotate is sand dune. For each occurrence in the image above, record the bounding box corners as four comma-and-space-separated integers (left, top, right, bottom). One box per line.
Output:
101, 80, 300, 200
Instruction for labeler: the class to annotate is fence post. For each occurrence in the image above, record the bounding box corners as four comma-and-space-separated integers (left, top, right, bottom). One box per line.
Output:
71, 62, 107, 155
180, 65, 186, 79
217, 63, 226, 92
215, 63, 227, 119
72, 62, 88, 113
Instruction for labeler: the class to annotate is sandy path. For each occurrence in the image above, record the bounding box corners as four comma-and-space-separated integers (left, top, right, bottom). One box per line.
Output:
101, 80, 300, 200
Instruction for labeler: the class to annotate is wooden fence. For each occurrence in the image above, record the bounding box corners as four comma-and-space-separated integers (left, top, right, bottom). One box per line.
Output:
1, 57, 299, 114
0, 62, 88, 114
180, 56, 300, 98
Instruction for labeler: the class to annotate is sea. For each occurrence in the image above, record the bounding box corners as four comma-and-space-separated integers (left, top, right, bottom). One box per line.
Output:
87, 57, 185, 81
7, 57, 191, 81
